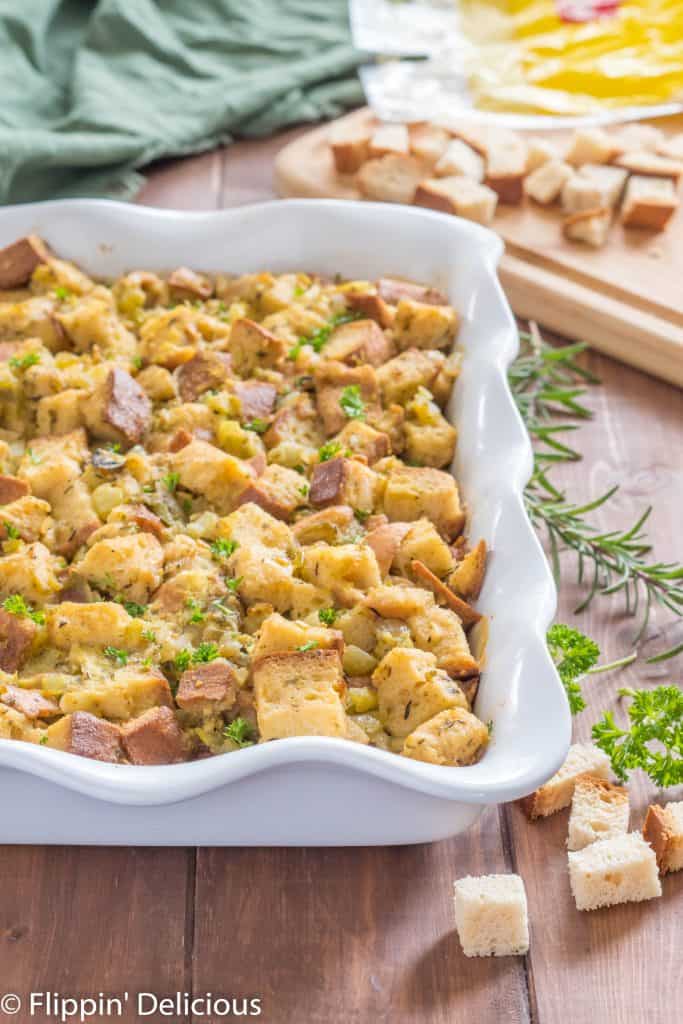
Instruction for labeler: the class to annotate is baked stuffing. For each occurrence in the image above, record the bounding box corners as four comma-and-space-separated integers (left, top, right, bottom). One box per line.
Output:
0, 238, 488, 766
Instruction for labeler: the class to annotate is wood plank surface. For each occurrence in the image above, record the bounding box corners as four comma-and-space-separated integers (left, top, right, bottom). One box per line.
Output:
1, 123, 680, 1024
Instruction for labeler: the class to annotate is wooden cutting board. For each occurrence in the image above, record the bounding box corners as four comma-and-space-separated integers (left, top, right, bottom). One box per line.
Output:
274, 108, 683, 387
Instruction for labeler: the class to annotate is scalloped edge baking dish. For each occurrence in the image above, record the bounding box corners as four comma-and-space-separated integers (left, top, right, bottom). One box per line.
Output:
0, 199, 570, 845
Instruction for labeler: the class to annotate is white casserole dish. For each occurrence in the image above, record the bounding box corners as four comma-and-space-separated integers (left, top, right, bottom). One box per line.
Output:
0, 199, 570, 845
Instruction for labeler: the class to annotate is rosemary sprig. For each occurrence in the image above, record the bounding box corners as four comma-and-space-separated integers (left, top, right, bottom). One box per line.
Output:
510, 325, 683, 660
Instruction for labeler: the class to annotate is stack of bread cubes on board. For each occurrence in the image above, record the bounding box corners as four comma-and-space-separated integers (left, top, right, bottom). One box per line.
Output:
452, 742, 682, 958
330, 118, 682, 249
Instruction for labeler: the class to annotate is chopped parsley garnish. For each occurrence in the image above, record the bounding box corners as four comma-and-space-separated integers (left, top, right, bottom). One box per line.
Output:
298, 483, 309, 498
3, 522, 20, 540
210, 538, 238, 560
9, 352, 41, 371
26, 448, 42, 465
107, 442, 122, 453
131, 355, 143, 370
297, 640, 319, 652
353, 508, 371, 523
288, 311, 362, 360
39, 734, 49, 745
224, 717, 254, 748
318, 441, 343, 462
122, 600, 146, 618
339, 385, 366, 421
54, 286, 71, 300
142, 629, 157, 642
186, 598, 206, 624
193, 642, 220, 663
318, 607, 337, 626
226, 576, 244, 593
104, 646, 129, 665
161, 471, 180, 493
174, 650, 192, 672
243, 418, 269, 434
2, 594, 45, 625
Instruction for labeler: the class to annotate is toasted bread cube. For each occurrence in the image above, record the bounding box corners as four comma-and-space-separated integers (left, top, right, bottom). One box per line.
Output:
383, 464, 465, 539
485, 138, 527, 203
377, 278, 448, 307
578, 164, 629, 209
309, 457, 378, 512
526, 138, 559, 173
60, 667, 173, 720
435, 140, 485, 182
175, 660, 238, 713
364, 583, 433, 620
314, 361, 380, 437
357, 154, 424, 204
404, 415, 456, 468
121, 706, 188, 765
520, 742, 611, 820
0, 541, 60, 603
253, 649, 348, 740
0, 495, 51, 544
253, 612, 344, 660
565, 127, 622, 166
323, 318, 394, 367
0, 235, 51, 288
364, 522, 411, 577
563, 208, 611, 249
621, 174, 679, 230
453, 875, 529, 957
393, 298, 458, 351
167, 266, 212, 301
373, 646, 468, 737
394, 517, 454, 578
329, 123, 372, 174
376, 347, 445, 405
414, 176, 498, 225
615, 149, 683, 181
234, 464, 307, 522
369, 123, 409, 158
346, 289, 395, 329
76, 533, 164, 604
409, 123, 450, 166
228, 318, 286, 375
83, 367, 151, 446
0, 683, 58, 720
643, 801, 683, 874
176, 350, 231, 402
616, 123, 664, 152
561, 175, 606, 214
47, 601, 141, 650
0, 474, 29, 505
656, 131, 683, 160
291, 505, 356, 546
0, 609, 37, 673
47, 711, 123, 763
409, 605, 478, 677
524, 160, 574, 205
402, 707, 488, 766
567, 776, 630, 851
171, 439, 256, 511
568, 833, 661, 911
449, 540, 487, 601
300, 542, 381, 606
335, 420, 391, 465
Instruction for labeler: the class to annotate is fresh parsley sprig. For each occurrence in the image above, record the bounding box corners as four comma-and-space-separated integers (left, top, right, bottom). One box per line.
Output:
547, 624, 636, 714
592, 685, 683, 787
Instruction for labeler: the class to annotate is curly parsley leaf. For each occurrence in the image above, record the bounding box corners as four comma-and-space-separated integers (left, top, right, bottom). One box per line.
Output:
104, 646, 129, 666
224, 717, 254, 748
2, 594, 45, 625
592, 685, 683, 787
547, 624, 600, 714
339, 385, 366, 421
318, 607, 337, 626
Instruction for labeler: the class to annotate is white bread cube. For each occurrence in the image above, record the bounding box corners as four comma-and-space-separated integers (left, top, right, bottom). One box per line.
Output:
615, 149, 683, 181
621, 174, 679, 230
453, 874, 529, 957
643, 801, 683, 874
565, 127, 622, 166
561, 174, 607, 214
616, 123, 664, 153
656, 131, 683, 161
563, 208, 611, 249
369, 123, 410, 159
329, 124, 372, 174
435, 139, 485, 182
520, 742, 611, 819
357, 154, 424, 205
567, 775, 630, 851
414, 176, 498, 225
409, 123, 450, 166
526, 138, 559, 173
524, 159, 573, 205
578, 164, 629, 209
568, 833, 662, 911
485, 137, 527, 204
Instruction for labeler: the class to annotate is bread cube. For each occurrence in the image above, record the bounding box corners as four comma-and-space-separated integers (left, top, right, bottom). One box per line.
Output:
520, 742, 611, 820
314, 361, 380, 437
568, 833, 662, 911
335, 420, 391, 465
0, 541, 60, 603
228, 317, 286, 375
614, 149, 683, 182
364, 583, 433, 620
171, 439, 256, 512
0, 496, 51, 544
435, 140, 484, 182
394, 518, 454, 578
253, 649, 348, 740
414, 176, 498, 225
402, 707, 489, 766
0, 683, 58, 720
0, 234, 51, 289
47, 711, 123, 763
376, 348, 444, 406
562, 209, 611, 249
373, 646, 468, 737
561, 175, 607, 214
453, 875, 529, 957
526, 138, 559, 173
404, 415, 457, 468
323, 318, 394, 367
656, 131, 683, 160
393, 298, 459, 351
409, 605, 479, 676
383, 464, 465, 539
524, 160, 573, 205
60, 667, 173, 720
369, 123, 409, 158
300, 543, 381, 606
175, 661, 238, 714
449, 540, 487, 600
121, 706, 188, 765
578, 164, 629, 209
76, 532, 164, 603
0, 608, 37, 673
309, 456, 378, 512
357, 154, 424, 204
329, 123, 371, 174
234, 463, 307, 522
565, 128, 622, 166
252, 612, 344, 660
616, 123, 664, 152
485, 138, 527, 203
47, 601, 141, 650
409, 123, 450, 166
567, 776, 630, 851
83, 367, 151, 446
621, 175, 679, 230
643, 801, 683, 874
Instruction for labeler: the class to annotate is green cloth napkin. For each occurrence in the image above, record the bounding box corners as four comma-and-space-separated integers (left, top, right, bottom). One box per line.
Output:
0, 0, 365, 205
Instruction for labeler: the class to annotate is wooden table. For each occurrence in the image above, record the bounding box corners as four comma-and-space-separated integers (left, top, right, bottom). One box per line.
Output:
2, 129, 681, 1024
